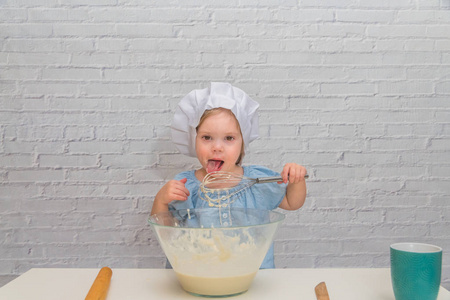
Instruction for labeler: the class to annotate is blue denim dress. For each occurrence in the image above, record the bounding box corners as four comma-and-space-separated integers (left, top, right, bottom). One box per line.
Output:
168, 165, 286, 269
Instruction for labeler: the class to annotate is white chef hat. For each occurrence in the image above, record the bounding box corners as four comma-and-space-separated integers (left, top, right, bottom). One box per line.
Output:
171, 82, 260, 157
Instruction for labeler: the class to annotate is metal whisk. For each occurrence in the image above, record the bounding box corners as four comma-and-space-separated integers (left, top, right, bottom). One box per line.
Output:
199, 171, 308, 207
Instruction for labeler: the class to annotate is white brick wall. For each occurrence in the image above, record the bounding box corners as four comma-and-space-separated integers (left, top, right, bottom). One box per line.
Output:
1, 0, 449, 289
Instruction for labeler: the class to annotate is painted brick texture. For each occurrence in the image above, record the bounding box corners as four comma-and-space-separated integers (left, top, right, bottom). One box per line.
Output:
1, 0, 449, 289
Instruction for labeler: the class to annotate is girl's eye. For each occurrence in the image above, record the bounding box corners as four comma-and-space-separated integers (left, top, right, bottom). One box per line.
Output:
202, 136, 212, 141
225, 136, 235, 141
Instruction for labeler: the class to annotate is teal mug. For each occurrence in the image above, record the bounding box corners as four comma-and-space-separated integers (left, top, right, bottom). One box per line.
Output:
390, 243, 442, 300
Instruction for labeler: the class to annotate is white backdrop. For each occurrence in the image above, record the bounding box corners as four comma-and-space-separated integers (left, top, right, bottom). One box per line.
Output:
1, 0, 449, 288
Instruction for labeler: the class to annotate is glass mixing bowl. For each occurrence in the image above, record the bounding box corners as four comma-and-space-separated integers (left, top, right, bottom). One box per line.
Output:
148, 207, 285, 297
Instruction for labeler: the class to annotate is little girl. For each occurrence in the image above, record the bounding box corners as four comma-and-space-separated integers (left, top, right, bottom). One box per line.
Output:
151, 82, 307, 268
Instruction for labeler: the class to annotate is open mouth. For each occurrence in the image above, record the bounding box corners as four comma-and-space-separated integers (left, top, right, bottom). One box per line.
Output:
207, 160, 224, 173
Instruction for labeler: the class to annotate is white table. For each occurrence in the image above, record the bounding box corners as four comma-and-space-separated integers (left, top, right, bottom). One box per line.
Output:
0, 268, 449, 300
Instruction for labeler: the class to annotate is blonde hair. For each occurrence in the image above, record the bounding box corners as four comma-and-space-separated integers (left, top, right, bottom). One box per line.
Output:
196, 108, 245, 165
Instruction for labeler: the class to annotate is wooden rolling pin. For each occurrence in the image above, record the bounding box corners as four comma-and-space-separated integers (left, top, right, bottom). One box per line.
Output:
315, 281, 330, 300
85, 267, 113, 300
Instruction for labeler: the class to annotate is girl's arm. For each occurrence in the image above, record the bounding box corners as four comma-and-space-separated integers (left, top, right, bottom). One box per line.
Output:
278, 163, 307, 211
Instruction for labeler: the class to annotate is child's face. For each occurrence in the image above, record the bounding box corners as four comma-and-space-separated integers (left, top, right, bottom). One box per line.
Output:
195, 110, 243, 174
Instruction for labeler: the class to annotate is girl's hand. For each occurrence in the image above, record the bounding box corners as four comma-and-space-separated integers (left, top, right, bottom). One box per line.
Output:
280, 163, 307, 184
278, 163, 307, 210
155, 178, 190, 205
151, 178, 190, 215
